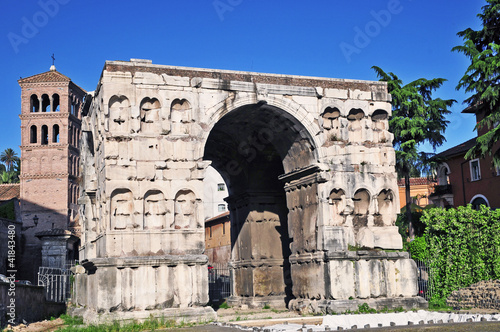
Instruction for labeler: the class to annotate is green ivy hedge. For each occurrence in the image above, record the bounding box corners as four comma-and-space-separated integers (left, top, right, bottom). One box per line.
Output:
419, 205, 500, 302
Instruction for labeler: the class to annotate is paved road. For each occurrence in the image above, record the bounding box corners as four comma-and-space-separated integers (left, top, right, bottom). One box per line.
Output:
167, 321, 500, 331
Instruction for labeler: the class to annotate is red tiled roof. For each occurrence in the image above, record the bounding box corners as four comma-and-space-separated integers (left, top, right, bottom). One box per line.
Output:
205, 211, 230, 223
0, 184, 20, 201
397, 178, 436, 187
18, 70, 72, 84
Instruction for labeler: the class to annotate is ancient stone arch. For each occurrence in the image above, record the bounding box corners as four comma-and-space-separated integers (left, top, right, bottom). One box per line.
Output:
108, 95, 130, 134
110, 188, 134, 230
139, 97, 161, 134
173, 189, 198, 229
170, 98, 191, 135
144, 189, 167, 229
329, 188, 346, 226
75, 59, 423, 324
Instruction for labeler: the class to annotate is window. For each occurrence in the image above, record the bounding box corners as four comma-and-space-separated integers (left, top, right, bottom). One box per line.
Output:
30, 95, 39, 112
437, 164, 450, 185
52, 125, 59, 143
41, 125, 48, 145
217, 183, 225, 191
470, 195, 489, 210
470, 159, 481, 181
41, 94, 50, 112
218, 204, 226, 212
52, 94, 60, 112
30, 125, 37, 143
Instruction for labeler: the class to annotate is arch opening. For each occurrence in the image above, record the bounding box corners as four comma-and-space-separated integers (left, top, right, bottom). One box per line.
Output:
41, 125, 48, 145
203, 103, 317, 306
52, 94, 60, 112
42, 94, 50, 112
30, 95, 39, 112
140, 97, 161, 133
30, 125, 37, 144
470, 195, 489, 210
52, 124, 60, 143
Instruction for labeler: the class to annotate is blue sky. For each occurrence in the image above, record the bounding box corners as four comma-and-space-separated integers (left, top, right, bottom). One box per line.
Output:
0, 0, 485, 158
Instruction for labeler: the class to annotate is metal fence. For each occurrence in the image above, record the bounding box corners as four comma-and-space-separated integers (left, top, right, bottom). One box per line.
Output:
38, 267, 73, 303
412, 257, 436, 301
208, 263, 231, 303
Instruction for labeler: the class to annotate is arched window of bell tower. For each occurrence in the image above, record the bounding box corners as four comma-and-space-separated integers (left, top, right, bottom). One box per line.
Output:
41, 125, 48, 145
52, 124, 60, 143
41, 94, 50, 112
30, 95, 39, 112
30, 125, 37, 143
52, 94, 60, 112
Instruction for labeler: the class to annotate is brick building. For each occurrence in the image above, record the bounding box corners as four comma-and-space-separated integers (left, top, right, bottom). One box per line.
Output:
204, 211, 230, 265
397, 177, 436, 210
17, 65, 85, 281
430, 106, 500, 209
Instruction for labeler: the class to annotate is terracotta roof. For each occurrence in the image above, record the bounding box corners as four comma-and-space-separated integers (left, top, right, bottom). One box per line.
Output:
0, 184, 20, 201
434, 137, 477, 160
397, 178, 436, 187
18, 70, 72, 84
205, 211, 230, 223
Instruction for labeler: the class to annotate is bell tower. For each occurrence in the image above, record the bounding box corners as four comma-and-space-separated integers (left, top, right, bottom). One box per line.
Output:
18, 64, 85, 280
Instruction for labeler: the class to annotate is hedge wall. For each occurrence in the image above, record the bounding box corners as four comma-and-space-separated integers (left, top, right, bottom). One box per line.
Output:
420, 205, 500, 301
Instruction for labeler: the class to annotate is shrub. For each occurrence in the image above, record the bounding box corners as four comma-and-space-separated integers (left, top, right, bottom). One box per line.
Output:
407, 236, 428, 261
421, 205, 500, 301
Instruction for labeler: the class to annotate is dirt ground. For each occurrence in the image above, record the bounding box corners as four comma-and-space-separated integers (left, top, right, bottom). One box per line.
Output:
1, 318, 65, 332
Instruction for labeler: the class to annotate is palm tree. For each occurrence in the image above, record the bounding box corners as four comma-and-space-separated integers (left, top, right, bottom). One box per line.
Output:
0, 171, 15, 184
0, 148, 19, 172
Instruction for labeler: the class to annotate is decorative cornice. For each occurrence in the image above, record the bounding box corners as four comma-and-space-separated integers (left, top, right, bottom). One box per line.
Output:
19, 113, 81, 124
20, 112, 71, 120
20, 173, 69, 180
20, 82, 69, 88
84, 254, 208, 269
21, 143, 70, 150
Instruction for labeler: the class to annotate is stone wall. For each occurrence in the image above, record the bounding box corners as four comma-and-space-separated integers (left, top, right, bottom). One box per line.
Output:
0, 282, 65, 328
447, 280, 500, 310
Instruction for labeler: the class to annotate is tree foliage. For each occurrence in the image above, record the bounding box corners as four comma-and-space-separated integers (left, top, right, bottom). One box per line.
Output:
453, 0, 500, 164
420, 205, 500, 302
0, 148, 20, 184
0, 148, 19, 172
372, 66, 455, 237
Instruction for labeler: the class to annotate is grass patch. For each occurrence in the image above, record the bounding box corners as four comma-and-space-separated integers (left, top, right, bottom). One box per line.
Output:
55, 315, 209, 332
428, 297, 452, 311
219, 301, 230, 309
262, 304, 271, 309
357, 303, 377, 314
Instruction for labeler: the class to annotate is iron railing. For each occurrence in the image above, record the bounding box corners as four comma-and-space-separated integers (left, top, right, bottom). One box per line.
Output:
208, 262, 231, 303
38, 267, 73, 303
411, 256, 435, 301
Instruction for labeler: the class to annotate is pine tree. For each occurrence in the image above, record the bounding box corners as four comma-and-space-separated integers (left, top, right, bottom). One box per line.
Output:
372, 66, 455, 238
453, 0, 500, 164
